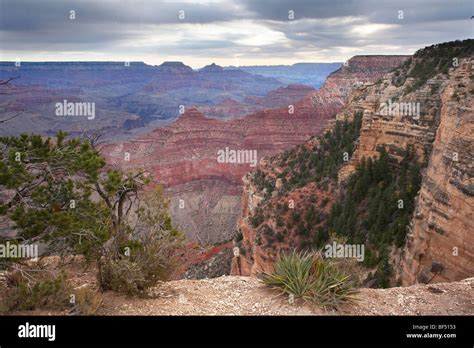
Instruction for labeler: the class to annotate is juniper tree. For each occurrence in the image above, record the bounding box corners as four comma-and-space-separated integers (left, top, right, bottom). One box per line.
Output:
0, 132, 183, 291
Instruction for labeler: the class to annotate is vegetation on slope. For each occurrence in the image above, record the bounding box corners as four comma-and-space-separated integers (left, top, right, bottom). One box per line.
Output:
247, 111, 363, 253
277, 110, 363, 191
391, 39, 474, 91
328, 146, 422, 287
0, 132, 184, 311
247, 109, 423, 288
247, 39, 474, 288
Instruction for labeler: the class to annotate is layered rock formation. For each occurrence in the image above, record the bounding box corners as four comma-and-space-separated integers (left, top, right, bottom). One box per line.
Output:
333, 44, 473, 284
231, 41, 474, 286
401, 59, 474, 284
196, 84, 316, 119
231, 56, 411, 275
105, 93, 336, 243
0, 61, 282, 137
107, 55, 407, 245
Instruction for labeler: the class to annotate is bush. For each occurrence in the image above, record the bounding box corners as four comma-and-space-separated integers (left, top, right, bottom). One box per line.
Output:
258, 251, 357, 309
234, 231, 243, 242
100, 230, 182, 297
0, 133, 185, 302
276, 215, 285, 227
0, 266, 71, 312
276, 232, 285, 243
320, 197, 329, 207
98, 186, 184, 296
250, 207, 265, 227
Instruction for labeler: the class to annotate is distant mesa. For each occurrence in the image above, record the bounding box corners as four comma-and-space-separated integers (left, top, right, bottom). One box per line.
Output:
155, 61, 194, 73
178, 107, 206, 120
200, 63, 224, 73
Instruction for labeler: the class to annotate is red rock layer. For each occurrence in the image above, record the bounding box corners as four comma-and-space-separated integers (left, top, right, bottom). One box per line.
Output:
105, 55, 409, 244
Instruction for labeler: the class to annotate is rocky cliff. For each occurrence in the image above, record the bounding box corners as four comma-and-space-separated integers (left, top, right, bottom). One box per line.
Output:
106, 55, 405, 245
401, 57, 473, 285
232, 40, 473, 286
334, 42, 474, 285
320, 55, 411, 104
231, 56, 412, 276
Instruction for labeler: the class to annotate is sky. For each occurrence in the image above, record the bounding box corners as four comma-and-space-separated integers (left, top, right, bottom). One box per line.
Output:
0, 0, 472, 68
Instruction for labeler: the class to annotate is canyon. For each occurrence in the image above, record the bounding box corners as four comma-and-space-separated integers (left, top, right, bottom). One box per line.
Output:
105, 55, 407, 244
1, 44, 471, 287
233, 63, 342, 88
0, 61, 284, 137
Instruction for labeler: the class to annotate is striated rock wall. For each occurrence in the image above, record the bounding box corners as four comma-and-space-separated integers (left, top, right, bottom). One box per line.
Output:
319, 55, 411, 104
335, 51, 473, 284
232, 43, 473, 284
231, 55, 410, 275
401, 59, 474, 284
106, 89, 338, 243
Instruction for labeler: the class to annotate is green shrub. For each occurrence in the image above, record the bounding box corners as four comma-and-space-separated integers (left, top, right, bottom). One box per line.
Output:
100, 229, 181, 297
258, 251, 357, 309
276, 215, 285, 227
250, 207, 265, 227
0, 267, 71, 312
327, 146, 422, 285
276, 232, 285, 243
234, 231, 243, 242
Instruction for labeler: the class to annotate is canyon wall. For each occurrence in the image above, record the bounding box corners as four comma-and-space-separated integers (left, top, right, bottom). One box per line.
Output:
231, 55, 411, 275
401, 59, 473, 284
232, 41, 473, 285
334, 53, 473, 285
106, 91, 338, 243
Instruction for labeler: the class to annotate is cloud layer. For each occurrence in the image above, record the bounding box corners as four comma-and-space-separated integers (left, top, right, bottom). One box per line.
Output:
0, 0, 472, 67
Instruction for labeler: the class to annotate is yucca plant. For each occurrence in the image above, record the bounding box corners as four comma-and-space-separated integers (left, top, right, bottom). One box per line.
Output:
258, 250, 358, 309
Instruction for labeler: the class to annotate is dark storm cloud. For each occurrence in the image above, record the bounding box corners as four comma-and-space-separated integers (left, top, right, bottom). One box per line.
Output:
0, 0, 243, 30
0, 0, 472, 66
239, 0, 471, 23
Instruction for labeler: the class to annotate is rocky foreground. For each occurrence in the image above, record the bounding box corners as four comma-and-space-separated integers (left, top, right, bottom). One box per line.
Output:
100, 276, 474, 315
13, 273, 473, 316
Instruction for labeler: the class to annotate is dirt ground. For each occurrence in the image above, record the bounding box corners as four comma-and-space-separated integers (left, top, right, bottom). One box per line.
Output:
5, 256, 473, 316
94, 276, 474, 316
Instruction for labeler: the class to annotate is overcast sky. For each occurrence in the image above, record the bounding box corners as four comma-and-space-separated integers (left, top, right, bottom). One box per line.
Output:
0, 0, 472, 68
